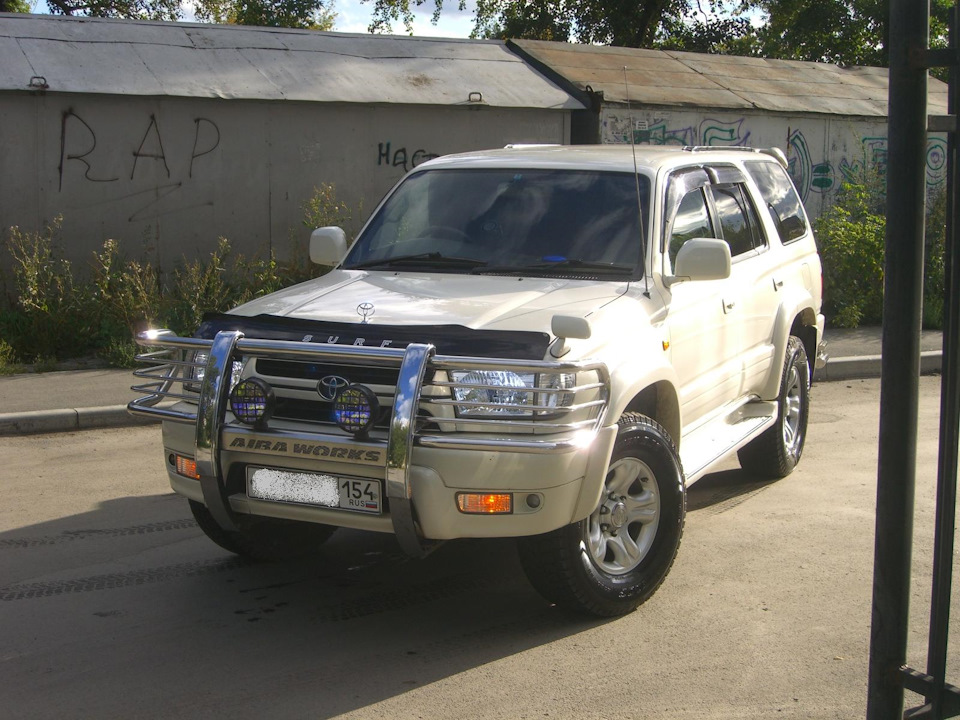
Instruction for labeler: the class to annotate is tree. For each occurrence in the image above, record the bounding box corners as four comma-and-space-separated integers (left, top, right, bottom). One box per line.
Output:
0, 0, 32, 12
195, 0, 336, 29
45, 0, 183, 21
742, 0, 950, 66
41, 0, 335, 29
369, 0, 690, 45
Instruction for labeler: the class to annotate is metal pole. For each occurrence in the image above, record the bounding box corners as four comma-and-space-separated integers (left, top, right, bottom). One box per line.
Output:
925, 6, 960, 715
866, 0, 930, 717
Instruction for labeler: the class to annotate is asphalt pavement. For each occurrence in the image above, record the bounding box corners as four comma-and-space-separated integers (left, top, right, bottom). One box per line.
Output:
0, 325, 945, 436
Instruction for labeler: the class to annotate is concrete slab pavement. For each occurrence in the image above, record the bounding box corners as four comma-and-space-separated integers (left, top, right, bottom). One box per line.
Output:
0, 325, 945, 435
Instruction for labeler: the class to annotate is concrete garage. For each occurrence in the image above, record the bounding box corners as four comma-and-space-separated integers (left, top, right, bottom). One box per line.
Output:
0, 14, 583, 273
509, 39, 950, 219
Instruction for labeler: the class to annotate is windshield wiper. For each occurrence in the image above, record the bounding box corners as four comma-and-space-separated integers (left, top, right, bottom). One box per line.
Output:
473, 259, 634, 275
347, 253, 488, 270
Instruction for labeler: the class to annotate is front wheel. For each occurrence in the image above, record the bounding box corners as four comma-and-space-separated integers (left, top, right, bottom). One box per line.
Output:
517, 413, 685, 617
737, 335, 810, 478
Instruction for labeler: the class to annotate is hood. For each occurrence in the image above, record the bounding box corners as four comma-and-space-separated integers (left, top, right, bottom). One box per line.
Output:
231, 269, 628, 335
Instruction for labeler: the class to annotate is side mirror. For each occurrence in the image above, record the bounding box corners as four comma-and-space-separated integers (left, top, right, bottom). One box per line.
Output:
309, 226, 348, 266
665, 238, 731, 287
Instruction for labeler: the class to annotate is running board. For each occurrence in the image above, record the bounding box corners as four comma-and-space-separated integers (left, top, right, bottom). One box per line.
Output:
679, 400, 778, 483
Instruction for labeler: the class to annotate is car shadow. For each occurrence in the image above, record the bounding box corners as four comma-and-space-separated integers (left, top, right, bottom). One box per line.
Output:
0, 493, 610, 719
686, 468, 780, 514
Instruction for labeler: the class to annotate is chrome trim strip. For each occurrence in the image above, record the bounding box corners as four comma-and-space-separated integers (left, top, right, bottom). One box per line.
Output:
420, 416, 599, 430
386, 343, 435, 557
417, 434, 595, 454
196, 330, 242, 531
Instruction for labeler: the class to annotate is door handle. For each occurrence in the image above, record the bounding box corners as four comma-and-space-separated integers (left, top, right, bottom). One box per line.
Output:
723, 299, 736, 313
773, 278, 784, 290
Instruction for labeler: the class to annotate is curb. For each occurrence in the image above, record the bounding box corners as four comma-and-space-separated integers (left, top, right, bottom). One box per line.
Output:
813, 350, 942, 383
0, 351, 945, 436
0, 404, 158, 437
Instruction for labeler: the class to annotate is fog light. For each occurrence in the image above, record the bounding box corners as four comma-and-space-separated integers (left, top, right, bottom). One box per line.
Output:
175, 455, 200, 479
230, 378, 275, 426
333, 384, 380, 437
457, 493, 513, 514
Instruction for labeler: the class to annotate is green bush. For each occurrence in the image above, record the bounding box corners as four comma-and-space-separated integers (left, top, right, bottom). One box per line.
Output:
816, 178, 947, 329
0, 181, 368, 369
2, 217, 100, 360
2, 226, 325, 368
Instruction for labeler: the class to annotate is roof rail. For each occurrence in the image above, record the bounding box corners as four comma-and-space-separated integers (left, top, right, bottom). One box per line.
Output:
503, 143, 562, 149
681, 146, 789, 169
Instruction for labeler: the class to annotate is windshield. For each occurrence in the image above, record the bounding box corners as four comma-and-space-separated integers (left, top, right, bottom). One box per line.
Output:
343, 168, 650, 277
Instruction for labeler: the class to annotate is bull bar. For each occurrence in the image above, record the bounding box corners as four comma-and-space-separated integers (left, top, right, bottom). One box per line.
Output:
128, 329, 611, 557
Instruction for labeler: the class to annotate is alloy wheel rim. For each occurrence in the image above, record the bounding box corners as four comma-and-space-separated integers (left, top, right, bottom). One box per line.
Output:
782, 363, 804, 456
585, 457, 661, 575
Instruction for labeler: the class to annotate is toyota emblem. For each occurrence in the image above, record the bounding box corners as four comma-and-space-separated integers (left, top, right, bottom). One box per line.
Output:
317, 375, 351, 402
357, 302, 376, 324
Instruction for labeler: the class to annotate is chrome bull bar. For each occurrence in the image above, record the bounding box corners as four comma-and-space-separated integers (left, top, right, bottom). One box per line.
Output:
129, 330, 610, 557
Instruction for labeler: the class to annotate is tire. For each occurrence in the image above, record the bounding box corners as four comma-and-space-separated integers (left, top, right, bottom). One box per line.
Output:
737, 335, 810, 479
188, 500, 336, 561
517, 413, 686, 617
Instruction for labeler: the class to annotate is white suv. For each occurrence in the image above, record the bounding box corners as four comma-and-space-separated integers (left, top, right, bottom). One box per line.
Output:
131, 144, 824, 617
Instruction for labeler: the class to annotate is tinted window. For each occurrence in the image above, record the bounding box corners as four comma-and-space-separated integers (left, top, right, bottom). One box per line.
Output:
745, 161, 808, 243
712, 183, 763, 258
345, 169, 649, 274
668, 188, 713, 268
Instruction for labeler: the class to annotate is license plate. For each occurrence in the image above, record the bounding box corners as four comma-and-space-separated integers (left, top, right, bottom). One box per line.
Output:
246, 467, 381, 514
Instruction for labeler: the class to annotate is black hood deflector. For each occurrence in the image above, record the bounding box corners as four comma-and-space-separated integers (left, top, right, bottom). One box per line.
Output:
196, 313, 551, 360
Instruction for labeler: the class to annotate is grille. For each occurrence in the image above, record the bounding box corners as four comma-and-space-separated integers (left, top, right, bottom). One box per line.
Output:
255, 359, 403, 428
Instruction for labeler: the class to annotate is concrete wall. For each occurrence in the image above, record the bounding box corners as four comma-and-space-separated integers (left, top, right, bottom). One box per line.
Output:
599, 107, 947, 220
0, 93, 570, 275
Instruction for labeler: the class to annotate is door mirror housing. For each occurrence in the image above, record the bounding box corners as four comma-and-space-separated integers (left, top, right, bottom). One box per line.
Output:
309, 226, 348, 266
665, 238, 732, 287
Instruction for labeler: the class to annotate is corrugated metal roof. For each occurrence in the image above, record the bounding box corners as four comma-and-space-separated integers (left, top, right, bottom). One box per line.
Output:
0, 13, 583, 109
511, 39, 948, 117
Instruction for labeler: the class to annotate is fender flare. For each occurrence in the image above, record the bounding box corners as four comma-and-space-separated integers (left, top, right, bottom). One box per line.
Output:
761, 291, 821, 399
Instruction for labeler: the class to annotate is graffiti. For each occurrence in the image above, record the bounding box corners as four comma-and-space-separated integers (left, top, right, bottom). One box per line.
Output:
699, 118, 751, 146
131, 114, 170, 180
926, 138, 947, 187
190, 118, 220, 178
58, 111, 120, 190
59, 110, 221, 190
606, 114, 750, 147
377, 142, 439, 172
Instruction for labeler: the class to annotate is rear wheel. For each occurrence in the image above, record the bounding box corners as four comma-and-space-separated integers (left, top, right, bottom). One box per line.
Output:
738, 335, 810, 478
189, 500, 336, 561
517, 413, 685, 617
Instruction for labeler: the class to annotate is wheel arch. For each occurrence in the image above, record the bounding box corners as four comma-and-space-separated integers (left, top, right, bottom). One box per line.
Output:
761, 298, 821, 399
615, 379, 682, 452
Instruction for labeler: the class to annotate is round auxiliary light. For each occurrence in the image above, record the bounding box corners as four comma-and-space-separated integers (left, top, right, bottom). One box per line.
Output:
333, 384, 380, 437
229, 378, 275, 427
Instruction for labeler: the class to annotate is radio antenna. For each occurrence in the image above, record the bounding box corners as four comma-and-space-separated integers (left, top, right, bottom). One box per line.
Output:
624, 65, 650, 297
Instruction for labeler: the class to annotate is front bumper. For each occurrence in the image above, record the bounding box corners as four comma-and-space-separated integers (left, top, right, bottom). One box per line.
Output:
131, 330, 613, 556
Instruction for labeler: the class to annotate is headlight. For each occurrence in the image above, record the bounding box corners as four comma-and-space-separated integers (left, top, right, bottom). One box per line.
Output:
185, 351, 244, 394
451, 371, 576, 418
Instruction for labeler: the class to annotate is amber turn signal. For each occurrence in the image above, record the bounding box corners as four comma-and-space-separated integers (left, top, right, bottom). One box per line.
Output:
456, 493, 513, 514
175, 455, 200, 479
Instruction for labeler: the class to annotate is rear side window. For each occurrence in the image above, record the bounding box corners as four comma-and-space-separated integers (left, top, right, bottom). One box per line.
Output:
711, 183, 764, 258
745, 161, 809, 244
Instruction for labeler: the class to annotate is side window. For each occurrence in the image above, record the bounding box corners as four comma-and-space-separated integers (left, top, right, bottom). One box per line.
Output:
711, 183, 764, 258
668, 188, 713, 267
744, 161, 809, 244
